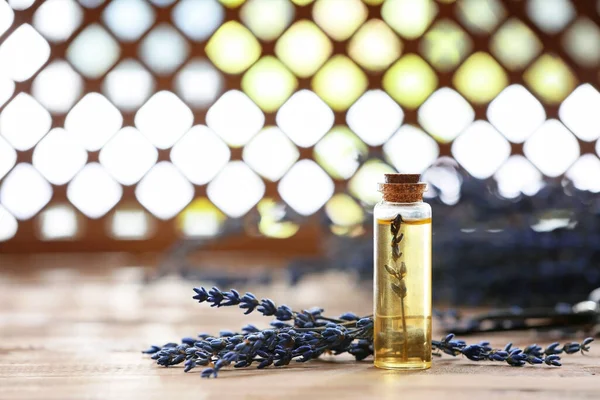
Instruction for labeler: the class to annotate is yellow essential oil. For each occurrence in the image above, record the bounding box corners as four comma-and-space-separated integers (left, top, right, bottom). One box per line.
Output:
374, 217, 432, 369
374, 173, 432, 370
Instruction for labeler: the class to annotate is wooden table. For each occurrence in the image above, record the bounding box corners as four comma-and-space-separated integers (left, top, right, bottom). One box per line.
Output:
0, 262, 598, 399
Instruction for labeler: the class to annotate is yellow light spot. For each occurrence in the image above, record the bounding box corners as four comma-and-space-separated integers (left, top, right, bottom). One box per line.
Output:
325, 193, 365, 227
490, 18, 542, 70
420, 19, 472, 72
362, 0, 384, 4
257, 198, 299, 238
348, 159, 396, 205
313, 126, 368, 179
275, 20, 333, 78
382, 0, 438, 39
312, 55, 368, 111
176, 198, 226, 238
239, 0, 295, 41
218, 0, 246, 8
206, 21, 261, 74
524, 54, 578, 104
242, 56, 298, 112
291, 0, 314, 5
382, 54, 438, 109
313, 0, 368, 41
453, 52, 508, 104
348, 19, 402, 72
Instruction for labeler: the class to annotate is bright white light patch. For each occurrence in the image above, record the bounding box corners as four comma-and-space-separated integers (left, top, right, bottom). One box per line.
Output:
0, 24, 50, 82
139, 24, 189, 75
110, 209, 152, 239
207, 90, 265, 147
276, 90, 334, 148
0, 163, 53, 220
99, 127, 158, 185
170, 125, 231, 185
524, 119, 580, 177
65, 93, 123, 151
33, 128, 88, 185
0, 136, 17, 180
526, 0, 575, 34
67, 163, 122, 218
0, 205, 18, 241
494, 155, 543, 198
135, 162, 194, 220
384, 125, 439, 174
135, 91, 193, 149
66, 24, 120, 78
174, 59, 223, 108
207, 161, 265, 218
566, 155, 600, 193
0, 93, 52, 151
172, 0, 223, 41
487, 84, 546, 143
39, 204, 78, 240
102, 59, 155, 111
0, 1, 14, 36
32, 60, 83, 113
418, 87, 474, 143
278, 160, 334, 216
559, 84, 600, 142
33, 0, 83, 42
451, 121, 511, 179
0, 75, 14, 108
243, 127, 299, 181
102, 0, 155, 41
346, 90, 404, 146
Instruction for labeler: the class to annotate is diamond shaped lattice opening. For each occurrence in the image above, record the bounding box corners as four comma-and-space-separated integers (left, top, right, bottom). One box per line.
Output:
65, 92, 123, 151
67, 163, 123, 219
278, 159, 334, 216
135, 162, 194, 220
275, 20, 332, 78
487, 84, 546, 143
312, 55, 368, 111
451, 121, 511, 179
32, 128, 88, 185
0, 163, 52, 220
524, 120, 580, 178
206, 21, 261, 74
241, 56, 298, 112
242, 127, 299, 182
99, 127, 159, 186
418, 87, 474, 143
347, 90, 404, 146
135, 91, 193, 149
383, 54, 438, 109
0, 93, 51, 151
276, 90, 334, 148
313, 126, 368, 180
206, 90, 265, 147
207, 161, 265, 218
170, 125, 231, 185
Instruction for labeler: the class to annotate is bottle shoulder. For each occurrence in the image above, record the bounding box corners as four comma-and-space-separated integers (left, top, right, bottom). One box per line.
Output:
374, 201, 432, 221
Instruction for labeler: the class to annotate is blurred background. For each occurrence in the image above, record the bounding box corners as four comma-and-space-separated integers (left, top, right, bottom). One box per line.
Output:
0, 0, 599, 309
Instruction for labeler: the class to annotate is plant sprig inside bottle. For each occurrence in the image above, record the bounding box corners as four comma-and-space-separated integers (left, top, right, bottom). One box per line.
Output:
384, 213, 409, 360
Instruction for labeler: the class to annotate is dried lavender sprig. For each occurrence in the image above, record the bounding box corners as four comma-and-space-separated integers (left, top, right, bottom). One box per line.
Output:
144, 288, 594, 378
193, 286, 349, 327
432, 333, 594, 367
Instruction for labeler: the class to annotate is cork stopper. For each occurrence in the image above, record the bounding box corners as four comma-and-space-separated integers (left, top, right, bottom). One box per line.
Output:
378, 174, 427, 203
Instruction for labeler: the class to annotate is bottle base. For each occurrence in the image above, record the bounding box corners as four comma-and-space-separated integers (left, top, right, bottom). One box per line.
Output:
374, 359, 431, 370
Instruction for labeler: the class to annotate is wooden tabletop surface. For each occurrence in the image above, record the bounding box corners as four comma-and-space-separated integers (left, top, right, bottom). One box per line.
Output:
0, 262, 598, 400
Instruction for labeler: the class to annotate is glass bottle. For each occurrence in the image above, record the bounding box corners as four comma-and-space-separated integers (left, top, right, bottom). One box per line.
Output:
373, 174, 432, 370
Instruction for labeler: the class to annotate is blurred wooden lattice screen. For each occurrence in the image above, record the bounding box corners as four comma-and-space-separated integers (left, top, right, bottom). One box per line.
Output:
0, 0, 600, 253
